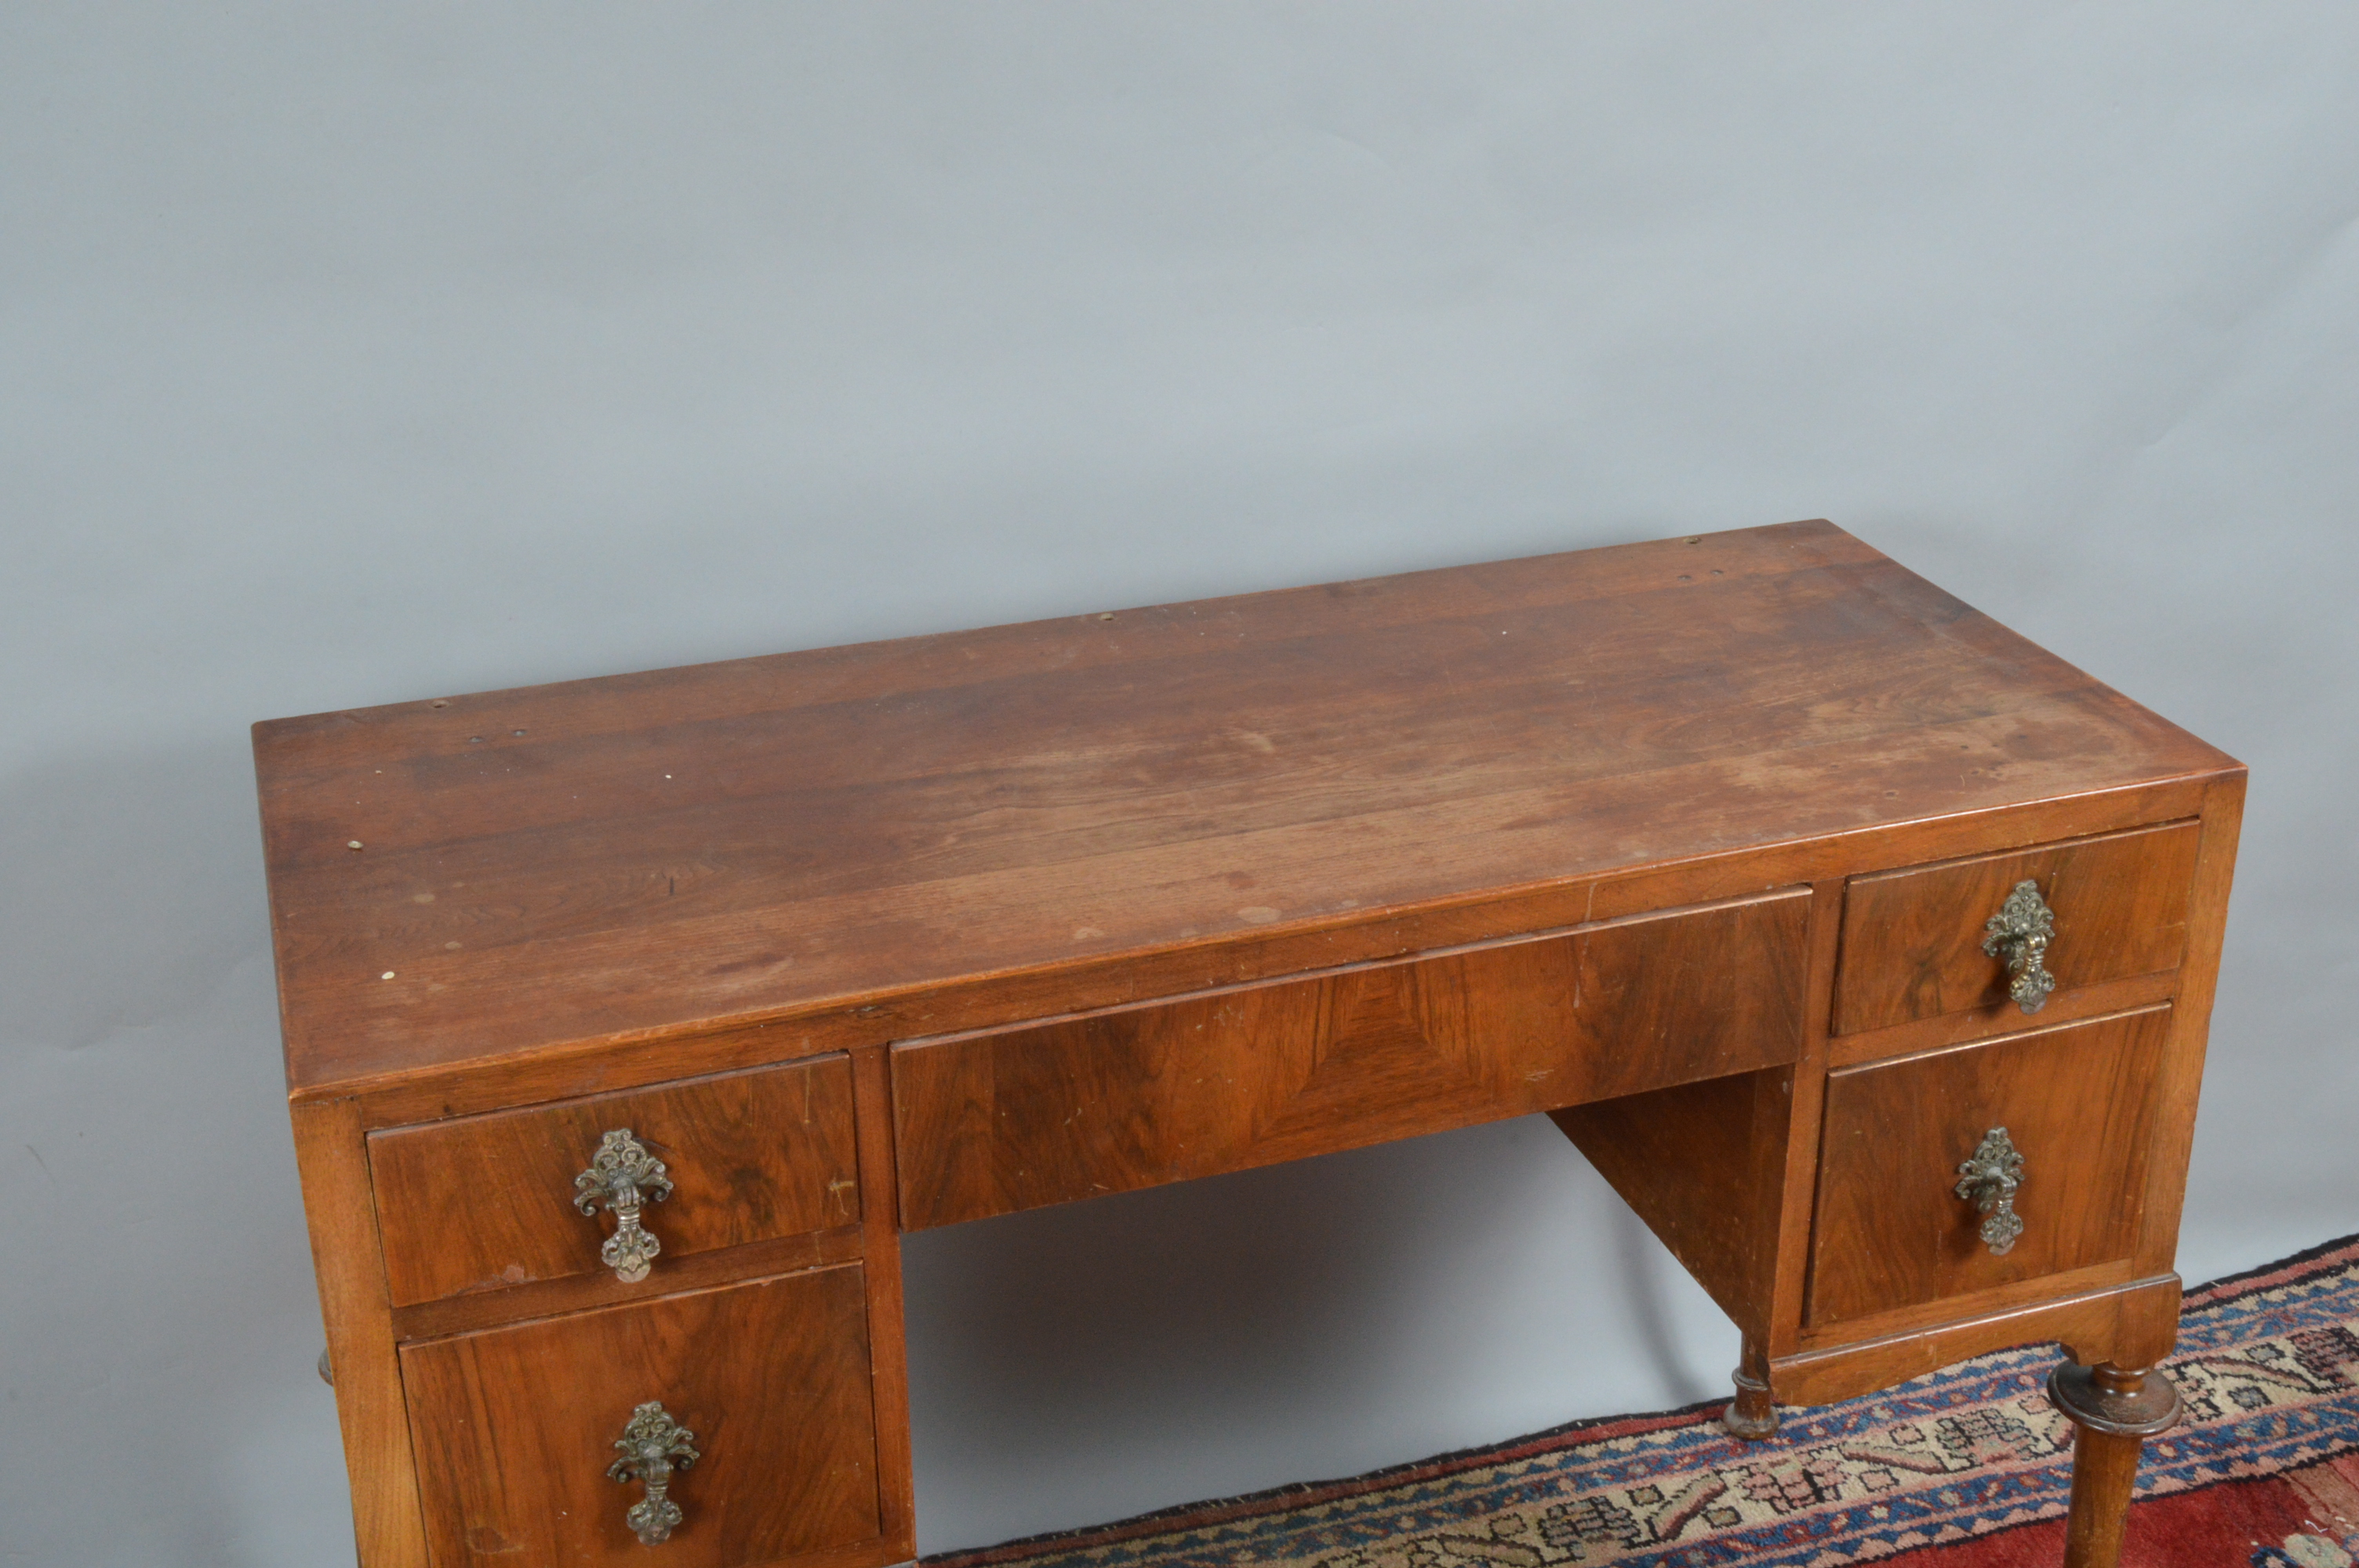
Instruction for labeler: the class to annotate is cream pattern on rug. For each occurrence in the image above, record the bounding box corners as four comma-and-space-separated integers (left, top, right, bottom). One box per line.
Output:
932, 1235, 2359, 1568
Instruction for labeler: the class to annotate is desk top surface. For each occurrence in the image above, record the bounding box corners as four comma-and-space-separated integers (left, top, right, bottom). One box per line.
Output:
254, 520, 2235, 1094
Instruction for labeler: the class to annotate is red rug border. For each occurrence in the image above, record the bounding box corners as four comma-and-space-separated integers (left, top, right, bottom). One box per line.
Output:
928, 1393, 1733, 1568
2182, 1229, 2359, 1312
925, 1229, 2359, 1568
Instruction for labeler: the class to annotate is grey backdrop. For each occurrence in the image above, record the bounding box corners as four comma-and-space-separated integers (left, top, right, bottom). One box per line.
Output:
4, 6, 2355, 1565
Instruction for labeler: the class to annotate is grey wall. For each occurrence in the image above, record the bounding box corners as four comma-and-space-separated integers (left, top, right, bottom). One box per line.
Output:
4, 5, 2355, 1564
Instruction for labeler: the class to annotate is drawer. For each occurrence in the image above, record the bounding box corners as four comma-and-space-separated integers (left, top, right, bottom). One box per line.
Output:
1805, 1006, 2169, 1327
370, 1055, 860, 1308
895, 887, 1811, 1230
1833, 820, 2200, 1036
402, 1265, 883, 1568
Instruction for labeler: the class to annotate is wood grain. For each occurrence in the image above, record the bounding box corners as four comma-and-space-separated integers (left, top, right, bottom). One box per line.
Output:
253, 521, 2238, 1098
849, 1044, 917, 1563
369, 1054, 860, 1307
292, 1098, 429, 1568
1799, 1256, 2140, 1350
895, 888, 1809, 1230
339, 774, 2216, 1131
2133, 775, 2247, 1281
402, 1266, 883, 1568
1551, 1067, 1790, 1342
2052, 1361, 2181, 1568
2061, 1425, 2146, 1568
2089, 1278, 2185, 1384
1826, 969, 2176, 1069
1807, 1007, 2171, 1327
1834, 820, 2200, 1035
388, 1226, 865, 1343
1763, 879, 1846, 1358
1771, 1273, 2181, 1406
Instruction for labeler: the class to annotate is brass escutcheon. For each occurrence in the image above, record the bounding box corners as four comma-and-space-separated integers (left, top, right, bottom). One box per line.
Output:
1955, 1127, 2026, 1254
574, 1129, 675, 1283
609, 1401, 699, 1545
1981, 879, 2057, 1014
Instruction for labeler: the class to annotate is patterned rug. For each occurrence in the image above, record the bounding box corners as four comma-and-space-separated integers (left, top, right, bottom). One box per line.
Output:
932, 1233, 2359, 1568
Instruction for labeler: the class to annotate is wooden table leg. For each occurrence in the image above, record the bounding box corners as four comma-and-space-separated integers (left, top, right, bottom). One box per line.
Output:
2048, 1361, 2181, 1568
1724, 1340, 1778, 1440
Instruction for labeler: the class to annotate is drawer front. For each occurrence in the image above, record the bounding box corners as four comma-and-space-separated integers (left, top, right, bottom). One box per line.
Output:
1806, 1006, 2169, 1327
895, 887, 1811, 1231
1834, 820, 2200, 1036
371, 1055, 860, 1308
402, 1265, 883, 1568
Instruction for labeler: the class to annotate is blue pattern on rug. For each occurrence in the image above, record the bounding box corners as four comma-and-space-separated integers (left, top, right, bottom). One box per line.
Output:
934, 1236, 2359, 1568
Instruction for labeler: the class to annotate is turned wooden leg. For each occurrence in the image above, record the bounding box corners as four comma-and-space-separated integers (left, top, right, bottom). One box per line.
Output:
2048, 1361, 2180, 1568
1724, 1342, 1778, 1440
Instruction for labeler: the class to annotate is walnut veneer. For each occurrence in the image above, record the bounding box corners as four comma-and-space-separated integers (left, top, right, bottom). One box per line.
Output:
257, 521, 2243, 1568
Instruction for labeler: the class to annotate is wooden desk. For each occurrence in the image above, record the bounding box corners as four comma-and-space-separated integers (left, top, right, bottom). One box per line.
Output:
256, 521, 2242, 1568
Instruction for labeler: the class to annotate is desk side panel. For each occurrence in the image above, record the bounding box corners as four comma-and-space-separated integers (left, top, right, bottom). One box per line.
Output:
2132, 772, 2246, 1289
1550, 1066, 1791, 1341
293, 1096, 430, 1568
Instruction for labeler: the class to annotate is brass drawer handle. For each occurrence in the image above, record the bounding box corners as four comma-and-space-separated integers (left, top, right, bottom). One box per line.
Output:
1955, 1127, 2026, 1254
1981, 879, 2057, 1014
574, 1129, 674, 1283
609, 1401, 699, 1545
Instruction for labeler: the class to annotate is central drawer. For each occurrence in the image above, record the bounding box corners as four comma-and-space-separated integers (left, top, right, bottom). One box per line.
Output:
892, 887, 1811, 1230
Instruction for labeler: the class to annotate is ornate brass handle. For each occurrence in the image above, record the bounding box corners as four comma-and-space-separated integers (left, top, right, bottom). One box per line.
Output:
609, 1402, 699, 1545
574, 1129, 674, 1283
1955, 1127, 2026, 1254
1981, 879, 2056, 1014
